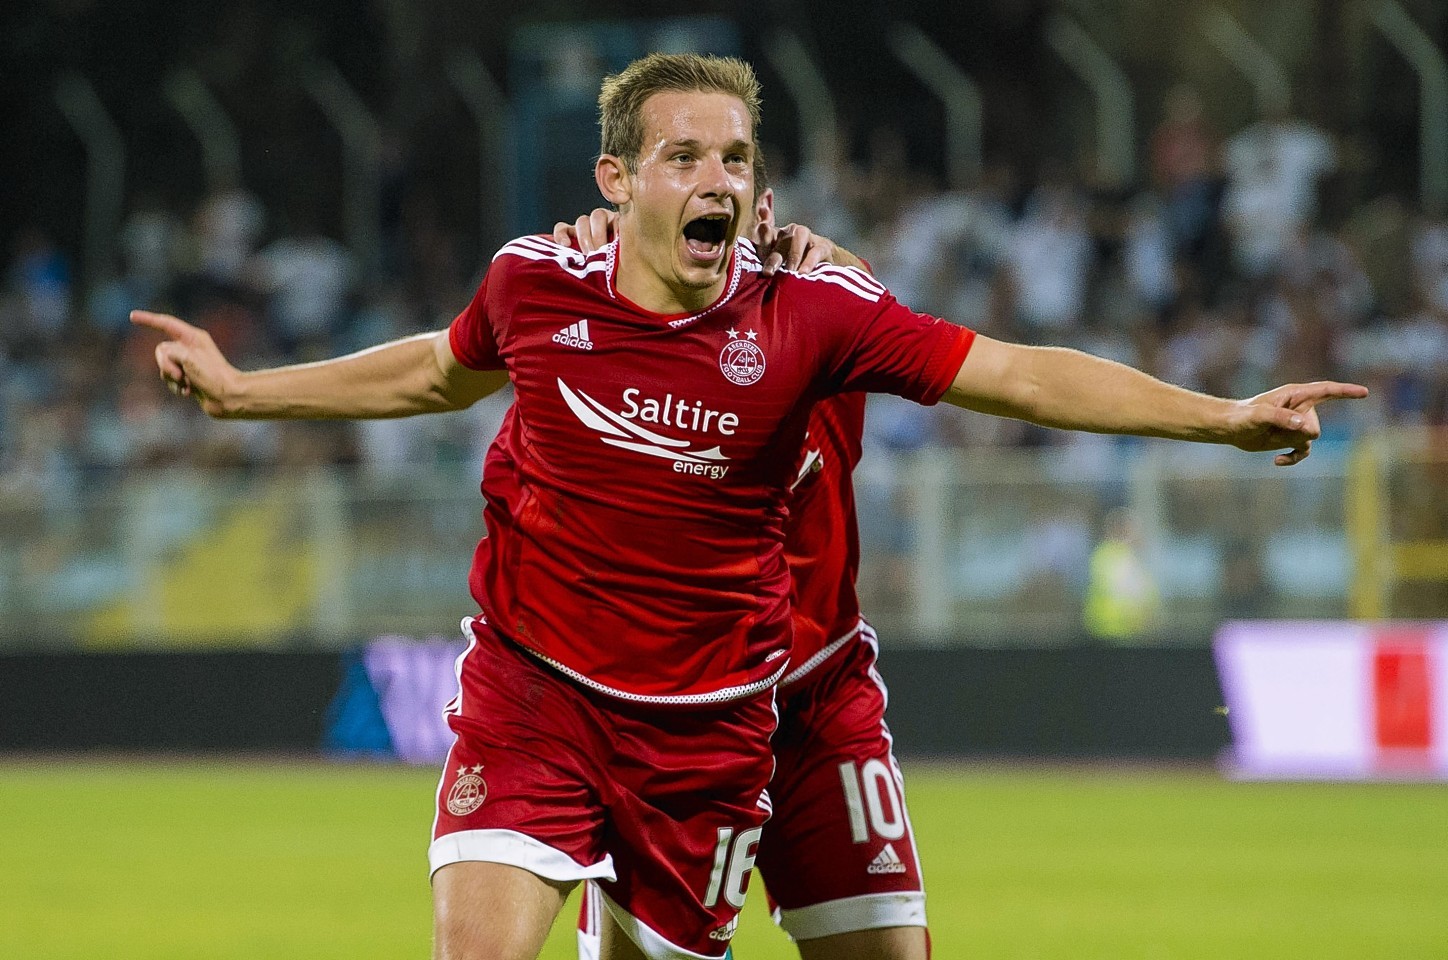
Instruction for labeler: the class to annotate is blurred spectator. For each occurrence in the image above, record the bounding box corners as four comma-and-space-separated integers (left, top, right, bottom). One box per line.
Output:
874, 184, 1011, 322
1343, 194, 1414, 316
192, 183, 267, 289
119, 194, 185, 307
1344, 302, 1448, 425
1258, 272, 1343, 388
1149, 85, 1218, 262
772, 128, 865, 256
3, 230, 72, 354
398, 193, 469, 320
1122, 194, 1178, 317
1083, 508, 1162, 642
1411, 210, 1448, 316
248, 217, 358, 356
852, 125, 927, 252
1003, 182, 1093, 333
1159, 296, 1277, 400
1222, 104, 1336, 279
1219, 536, 1274, 618
357, 388, 512, 482
1281, 224, 1374, 326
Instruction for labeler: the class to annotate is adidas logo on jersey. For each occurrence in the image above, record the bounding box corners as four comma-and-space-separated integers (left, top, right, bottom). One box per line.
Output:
867, 843, 908, 875
553, 319, 594, 350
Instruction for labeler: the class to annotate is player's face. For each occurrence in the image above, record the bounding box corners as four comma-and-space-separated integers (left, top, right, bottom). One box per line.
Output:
602, 90, 754, 310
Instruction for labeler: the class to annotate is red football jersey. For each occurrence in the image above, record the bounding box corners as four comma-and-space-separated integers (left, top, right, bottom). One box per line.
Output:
449, 235, 973, 703
778, 393, 868, 685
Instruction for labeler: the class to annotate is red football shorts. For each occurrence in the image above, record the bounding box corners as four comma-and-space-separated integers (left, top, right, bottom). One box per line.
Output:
580, 621, 926, 953
429, 616, 777, 959
757, 621, 927, 940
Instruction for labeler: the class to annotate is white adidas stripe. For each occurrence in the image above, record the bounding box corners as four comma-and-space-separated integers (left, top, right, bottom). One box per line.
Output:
494, 234, 611, 281
496, 243, 611, 279
787, 264, 885, 302
510, 234, 583, 258
821, 264, 886, 295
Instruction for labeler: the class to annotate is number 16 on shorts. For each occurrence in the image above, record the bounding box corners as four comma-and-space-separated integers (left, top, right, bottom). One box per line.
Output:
703, 826, 763, 908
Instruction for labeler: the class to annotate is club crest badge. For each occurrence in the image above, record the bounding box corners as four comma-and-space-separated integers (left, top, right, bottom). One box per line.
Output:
719, 328, 765, 386
446, 764, 488, 816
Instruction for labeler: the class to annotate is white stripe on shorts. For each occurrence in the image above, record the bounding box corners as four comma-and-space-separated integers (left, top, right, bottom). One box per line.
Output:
577, 881, 603, 960
596, 885, 728, 960
428, 828, 616, 882
775, 890, 927, 941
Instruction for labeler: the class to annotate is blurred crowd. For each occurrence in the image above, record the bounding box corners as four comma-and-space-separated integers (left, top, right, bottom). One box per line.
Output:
3, 85, 1448, 506
778, 89, 1448, 458
0, 177, 509, 509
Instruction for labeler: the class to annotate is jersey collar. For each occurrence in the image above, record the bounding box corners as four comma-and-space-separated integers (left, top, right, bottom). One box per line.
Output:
605, 237, 752, 329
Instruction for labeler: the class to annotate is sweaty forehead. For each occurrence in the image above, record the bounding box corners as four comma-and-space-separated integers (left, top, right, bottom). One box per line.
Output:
640, 90, 754, 151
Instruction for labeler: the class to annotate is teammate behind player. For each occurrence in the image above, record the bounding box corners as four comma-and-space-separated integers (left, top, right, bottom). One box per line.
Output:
562, 173, 930, 960
135, 53, 1365, 960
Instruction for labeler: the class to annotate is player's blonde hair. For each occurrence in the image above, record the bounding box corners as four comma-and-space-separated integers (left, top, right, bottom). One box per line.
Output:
598, 53, 762, 171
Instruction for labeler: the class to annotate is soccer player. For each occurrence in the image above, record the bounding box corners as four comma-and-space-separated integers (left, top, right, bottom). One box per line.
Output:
135, 53, 1364, 960
562, 181, 931, 960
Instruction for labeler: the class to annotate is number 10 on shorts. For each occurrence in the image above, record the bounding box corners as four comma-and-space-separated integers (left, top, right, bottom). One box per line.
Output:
838, 759, 906, 843
703, 826, 763, 909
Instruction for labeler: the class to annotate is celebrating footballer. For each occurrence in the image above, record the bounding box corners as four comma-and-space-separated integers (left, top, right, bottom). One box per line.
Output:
135, 52, 1366, 960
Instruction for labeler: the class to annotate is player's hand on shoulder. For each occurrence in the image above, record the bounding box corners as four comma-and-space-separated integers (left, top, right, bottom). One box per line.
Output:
552, 209, 616, 254
759, 222, 836, 276
1227, 380, 1369, 466
755, 223, 868, 276
129, 309, 240, 418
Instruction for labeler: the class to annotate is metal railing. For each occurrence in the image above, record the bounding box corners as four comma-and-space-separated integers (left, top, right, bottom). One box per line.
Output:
3, 435, 1442, 650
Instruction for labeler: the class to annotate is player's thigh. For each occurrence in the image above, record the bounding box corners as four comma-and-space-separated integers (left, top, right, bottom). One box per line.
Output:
795, 925, 928, 960
432, 860, 574, 960
597, 906, 650, 960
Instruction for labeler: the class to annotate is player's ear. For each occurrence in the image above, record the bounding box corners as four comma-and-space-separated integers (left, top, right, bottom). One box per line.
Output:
756, 188, 775, 232
596, 155, 631, 207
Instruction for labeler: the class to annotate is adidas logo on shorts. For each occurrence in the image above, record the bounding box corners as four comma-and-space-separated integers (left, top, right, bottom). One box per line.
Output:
708, 915, 739, 941
553, 319, 594, 350
866, 842, 908, 875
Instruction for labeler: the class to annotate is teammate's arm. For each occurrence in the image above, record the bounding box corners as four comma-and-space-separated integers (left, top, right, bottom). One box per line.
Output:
944, 335, 1367, 466
130, 310, 507, 419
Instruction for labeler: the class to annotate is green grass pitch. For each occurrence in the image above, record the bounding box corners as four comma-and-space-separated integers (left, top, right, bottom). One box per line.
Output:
2, 760, 1444, 959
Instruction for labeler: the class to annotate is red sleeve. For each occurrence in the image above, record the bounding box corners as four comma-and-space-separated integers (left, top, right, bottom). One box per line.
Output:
447, 270, 505, 371
800, 268, 975, 405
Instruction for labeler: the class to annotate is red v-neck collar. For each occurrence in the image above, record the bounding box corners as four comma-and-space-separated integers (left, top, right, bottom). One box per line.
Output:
606, 236, 746, 329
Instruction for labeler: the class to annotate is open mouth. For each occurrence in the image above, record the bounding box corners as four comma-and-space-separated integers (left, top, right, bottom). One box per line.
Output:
682, 214, 730, 262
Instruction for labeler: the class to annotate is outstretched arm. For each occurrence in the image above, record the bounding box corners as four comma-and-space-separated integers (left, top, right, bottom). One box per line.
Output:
946, 336, 1367, 466
130, 310, 508, 420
